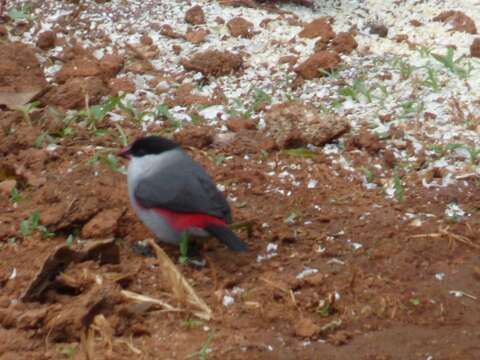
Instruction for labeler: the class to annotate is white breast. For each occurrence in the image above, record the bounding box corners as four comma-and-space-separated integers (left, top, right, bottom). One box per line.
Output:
127, 150, 181, 244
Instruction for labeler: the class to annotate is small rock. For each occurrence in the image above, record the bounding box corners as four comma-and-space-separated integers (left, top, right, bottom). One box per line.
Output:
55, 57, 102, 83
304, 273, 324, 286
0, 25, 7, 37
140, 34, 153, 46
369, 23, 388, 37
350, 130, 384, 153
36, 31, 56, 50
410, 19, 423, 27
330, 32, 357, 54
298, 17, 335, 41
82, 208, 124, 238
383, 149, 396, 168
394, 34, 409, 43
172, 44, 182, 55
227, 17, 254, 38
0, 42, 48, 109
173, 126, 214, 149
99, 53, 124, 78
108, 77, 135, 96
160, 24, 185, 39
314, 39, 329, 52
265, 101, 349, 148
226, 117, 257, 132
185, 5, 206, 25
328, 330, 352, 346
41, 77, 108, 110
294, 318, 320, 338
278, 55, 298, 66
295, 51, 341, 80
164, 83, 212, 107
433, 10, 477, 34
185, 29, 209, 44
470, 38, 480, 58
0, 180, 16, 196
181, 50, 243, 76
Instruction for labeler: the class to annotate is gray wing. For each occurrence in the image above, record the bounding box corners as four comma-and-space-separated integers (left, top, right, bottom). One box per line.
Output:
134, 159, 232, 223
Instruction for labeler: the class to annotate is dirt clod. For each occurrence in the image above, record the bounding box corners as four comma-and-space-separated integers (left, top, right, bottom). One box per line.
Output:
350, 130, 384, 153
298, 17, 335, 41
181, 50, 243, 76
36, 30, 56, 50
55, 57, 102, 83
369, 23, 389, 37
330, 32, 358, 54
173, 126, 214, 149
294, 317, 320, 338
227, 17, 255, 38
41, 77, 108, 109
82, 208, 124, 238
226, 117, 257, 132
433, 10, 477, 34
99, 53, 124, 78
185, 5, 206, 25
185, 29, 209, 45
295, 51, 341, 80
0, 179, 16, 196
0, 42, 47, 109
470, 38, 480, 58
265, 101, 349, 148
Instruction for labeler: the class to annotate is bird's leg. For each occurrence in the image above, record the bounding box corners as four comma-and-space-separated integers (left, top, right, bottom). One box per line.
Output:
177, 232, 206, 268
178, 232, 189, 264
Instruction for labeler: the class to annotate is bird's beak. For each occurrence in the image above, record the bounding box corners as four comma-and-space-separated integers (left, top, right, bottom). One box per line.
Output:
118, 146, 131, 159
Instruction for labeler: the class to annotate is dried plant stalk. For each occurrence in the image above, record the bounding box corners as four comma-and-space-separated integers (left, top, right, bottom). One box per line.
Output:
146, 239, 213, 320
121, 289, 179, 312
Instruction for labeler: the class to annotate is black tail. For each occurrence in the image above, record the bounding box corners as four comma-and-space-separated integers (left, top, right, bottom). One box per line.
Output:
205, 224, 248, 252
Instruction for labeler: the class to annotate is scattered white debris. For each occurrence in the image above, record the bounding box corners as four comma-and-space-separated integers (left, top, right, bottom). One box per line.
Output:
223, 295, 235, 307
257, 242, 278, 262
230, 286, 244, 295
449, 290, 477, 300
316, 246, 326, 253
9, 268, 17, 280
409, 218, 423, 227
435, 273, 445, 281
266, 243, 278, 252
307, 179, 317, 189
327, 258, 345, 266
347, 240, 363, 250
296, 267, 319, 279
445, 203, 466, 219
190, 259, 206, 267
46, 144, 58, 152
199, 105, 226, 121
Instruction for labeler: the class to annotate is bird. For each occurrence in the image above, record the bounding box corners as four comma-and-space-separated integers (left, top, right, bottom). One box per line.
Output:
118, 135, 248, 252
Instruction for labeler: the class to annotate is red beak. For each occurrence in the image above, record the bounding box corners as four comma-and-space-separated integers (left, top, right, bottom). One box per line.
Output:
118, 146, 131, 159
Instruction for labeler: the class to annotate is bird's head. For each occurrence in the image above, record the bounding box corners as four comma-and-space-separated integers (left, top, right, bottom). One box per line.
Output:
118, 136, 180, 160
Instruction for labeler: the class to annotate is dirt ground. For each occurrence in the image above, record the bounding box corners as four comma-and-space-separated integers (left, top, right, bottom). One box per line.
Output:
1, 0, 480, 359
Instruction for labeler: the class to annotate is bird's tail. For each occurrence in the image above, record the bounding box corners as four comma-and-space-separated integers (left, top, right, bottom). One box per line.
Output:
205, 224, 248, 252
